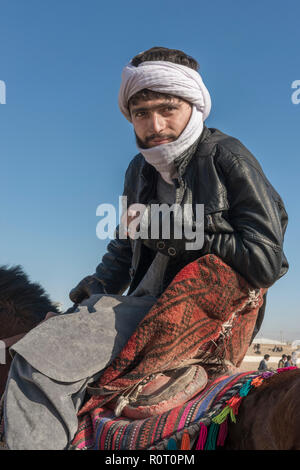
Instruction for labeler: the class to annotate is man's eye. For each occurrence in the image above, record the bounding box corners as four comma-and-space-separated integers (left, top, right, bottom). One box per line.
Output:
135, 112, 146, 118
164, 106, 175, 113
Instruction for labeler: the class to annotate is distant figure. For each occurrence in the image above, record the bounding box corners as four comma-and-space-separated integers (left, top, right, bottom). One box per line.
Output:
254, 344, 261, 354
258, 354, 270, 371
291, 351, 298, 367
285, 355, 292, 367
278, 354, 287, 368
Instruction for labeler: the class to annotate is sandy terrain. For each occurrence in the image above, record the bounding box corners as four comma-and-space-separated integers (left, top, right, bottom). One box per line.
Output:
239, 343, 299, 372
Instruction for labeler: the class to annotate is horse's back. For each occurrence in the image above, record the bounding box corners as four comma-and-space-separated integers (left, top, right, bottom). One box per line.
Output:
225, 369, 300, 450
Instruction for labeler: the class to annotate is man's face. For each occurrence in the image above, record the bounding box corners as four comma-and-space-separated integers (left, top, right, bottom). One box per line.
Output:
129, 96, 192, 148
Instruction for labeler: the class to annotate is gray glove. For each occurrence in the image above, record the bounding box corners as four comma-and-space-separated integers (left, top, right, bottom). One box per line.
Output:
69, 275, 107, 304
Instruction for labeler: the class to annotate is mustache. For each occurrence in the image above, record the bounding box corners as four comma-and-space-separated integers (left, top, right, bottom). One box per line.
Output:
135, 132, 177, 148
145, 133, 176, 144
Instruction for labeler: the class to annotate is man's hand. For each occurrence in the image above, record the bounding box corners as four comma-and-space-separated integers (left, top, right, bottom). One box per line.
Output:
69, 276, 107, 304
44, 312, 57, 321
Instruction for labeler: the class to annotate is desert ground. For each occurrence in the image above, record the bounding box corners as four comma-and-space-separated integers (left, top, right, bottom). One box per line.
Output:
239, 343, 299, 372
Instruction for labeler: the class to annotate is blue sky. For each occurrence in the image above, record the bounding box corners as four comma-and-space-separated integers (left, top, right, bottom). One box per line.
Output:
0, 0, 299, 341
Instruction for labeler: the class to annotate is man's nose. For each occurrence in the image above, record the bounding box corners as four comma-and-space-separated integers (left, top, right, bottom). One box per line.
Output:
149, 112, 166, 133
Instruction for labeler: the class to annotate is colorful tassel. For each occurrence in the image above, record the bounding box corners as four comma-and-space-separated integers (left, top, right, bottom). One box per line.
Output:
251, 376, 264, 388
239, 378, 253, 396
204, 423, 219, 450
277, 366, 297, 373
196, 371, 291, 451
226, 395, 243, 415
216, 419, 228, 446
261, 371, 274, 379
195, 423, 208, 450
180, 429, 190, 450
229, 406, 236, 423
167, 438, 177, 450
212, 405, 231, 424
204, 422, 219, 450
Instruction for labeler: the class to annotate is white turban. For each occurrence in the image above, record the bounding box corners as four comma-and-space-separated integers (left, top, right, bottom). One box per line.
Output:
118, 60, 212, 184
118, 60, 211, 122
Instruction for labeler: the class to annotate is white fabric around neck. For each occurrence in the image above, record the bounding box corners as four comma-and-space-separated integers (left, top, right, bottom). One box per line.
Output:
137, 105, 204, 184
118, 60, 212, 184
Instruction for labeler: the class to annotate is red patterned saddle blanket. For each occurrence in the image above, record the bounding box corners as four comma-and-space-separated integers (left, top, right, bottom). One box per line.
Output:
71, 254, 266, 450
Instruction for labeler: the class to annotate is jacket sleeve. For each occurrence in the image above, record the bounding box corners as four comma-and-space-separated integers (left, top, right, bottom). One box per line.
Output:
93, 222, 133, 294
201, 154, 288, 288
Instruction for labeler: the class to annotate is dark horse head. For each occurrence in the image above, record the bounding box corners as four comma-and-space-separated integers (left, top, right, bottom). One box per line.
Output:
0, 265, 59, 396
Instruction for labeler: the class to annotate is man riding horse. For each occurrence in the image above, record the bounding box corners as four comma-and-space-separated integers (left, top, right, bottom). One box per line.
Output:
2, 46, 288, 450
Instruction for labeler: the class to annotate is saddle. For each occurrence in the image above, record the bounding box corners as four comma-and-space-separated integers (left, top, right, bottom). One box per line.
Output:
106, 362, 208, 419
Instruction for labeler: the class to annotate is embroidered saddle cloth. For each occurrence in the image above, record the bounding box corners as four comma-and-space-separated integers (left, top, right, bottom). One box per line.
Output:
71, 254, 265, 450
70, 371, 262, 450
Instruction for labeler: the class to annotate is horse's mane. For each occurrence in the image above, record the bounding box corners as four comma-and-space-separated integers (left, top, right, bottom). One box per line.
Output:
0, 265, 59, 329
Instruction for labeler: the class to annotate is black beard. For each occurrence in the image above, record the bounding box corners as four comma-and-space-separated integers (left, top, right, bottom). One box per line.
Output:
134, 131, 148, 149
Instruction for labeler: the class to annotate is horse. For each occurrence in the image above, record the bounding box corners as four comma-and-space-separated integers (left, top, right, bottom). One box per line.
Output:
225, 368, 300, 450
1, 264, 299, 450
0, 265, 58, 396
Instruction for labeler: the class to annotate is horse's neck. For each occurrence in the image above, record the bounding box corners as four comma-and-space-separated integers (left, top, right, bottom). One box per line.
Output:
0, 310, 33, 340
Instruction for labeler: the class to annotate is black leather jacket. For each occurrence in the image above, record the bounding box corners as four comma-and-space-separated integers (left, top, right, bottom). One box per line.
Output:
87, 126, 289, 337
